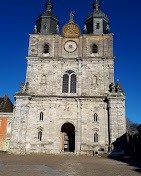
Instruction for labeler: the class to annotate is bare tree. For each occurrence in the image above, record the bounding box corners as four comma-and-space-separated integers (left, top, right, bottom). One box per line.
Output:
126, 118, 139, 135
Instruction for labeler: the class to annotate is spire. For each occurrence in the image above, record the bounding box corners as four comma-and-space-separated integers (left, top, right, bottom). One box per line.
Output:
45, 0, 53, 12
93, 0, 100, 11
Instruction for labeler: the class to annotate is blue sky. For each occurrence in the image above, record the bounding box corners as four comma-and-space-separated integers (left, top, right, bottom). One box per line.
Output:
0, 0, 141, 124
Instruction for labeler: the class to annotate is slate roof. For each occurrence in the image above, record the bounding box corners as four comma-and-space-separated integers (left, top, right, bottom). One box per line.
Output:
0, 95, 13, 113
86, 10, 109, 21
86, 1, 109, 22
38, 11, 58, 20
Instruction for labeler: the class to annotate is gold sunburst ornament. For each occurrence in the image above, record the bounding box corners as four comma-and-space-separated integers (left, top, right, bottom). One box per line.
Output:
62, 12, 80, 38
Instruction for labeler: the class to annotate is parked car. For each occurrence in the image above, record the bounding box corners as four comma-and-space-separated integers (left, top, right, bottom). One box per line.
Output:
108, 149, 125, 158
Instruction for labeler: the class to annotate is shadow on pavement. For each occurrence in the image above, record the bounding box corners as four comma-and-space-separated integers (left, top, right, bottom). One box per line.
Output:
109, 156, 141, 174
134, 169, 141, 174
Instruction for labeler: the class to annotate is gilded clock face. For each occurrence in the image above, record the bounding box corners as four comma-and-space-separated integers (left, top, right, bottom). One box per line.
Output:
64, 40, 77, 53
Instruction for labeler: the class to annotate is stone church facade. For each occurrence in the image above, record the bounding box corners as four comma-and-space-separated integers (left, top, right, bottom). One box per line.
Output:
9, 0, 126, 155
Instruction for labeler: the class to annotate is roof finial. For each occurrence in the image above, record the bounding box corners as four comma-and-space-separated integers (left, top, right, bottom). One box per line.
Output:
83, 24, 87, 34
45, 0, 53, 12
33, 25, 37, 34
69, 11, 74, 23
93, 0, 100, 11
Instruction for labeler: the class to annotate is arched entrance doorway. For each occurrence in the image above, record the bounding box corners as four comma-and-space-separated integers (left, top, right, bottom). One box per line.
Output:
61, 123, 75, 152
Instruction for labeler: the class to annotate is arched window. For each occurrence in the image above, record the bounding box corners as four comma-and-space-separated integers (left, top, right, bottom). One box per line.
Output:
38, 130, 42, 141
70, 73, 77, 93
43, 44, 49, 54
40, 112, 44, 121
94, 113, 98, 122
62, 74, 69, 93
94, 133, 98, 143
92, 44, 98, 53
62, 70, 76, 93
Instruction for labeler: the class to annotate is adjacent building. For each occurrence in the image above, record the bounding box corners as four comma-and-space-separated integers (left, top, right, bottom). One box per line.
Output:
0, 95, 13, 151
9, 0, 126, 155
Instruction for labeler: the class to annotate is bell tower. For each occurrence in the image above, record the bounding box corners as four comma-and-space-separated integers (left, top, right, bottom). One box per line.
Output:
35, 0, 59, 34
85, 0, 110, 34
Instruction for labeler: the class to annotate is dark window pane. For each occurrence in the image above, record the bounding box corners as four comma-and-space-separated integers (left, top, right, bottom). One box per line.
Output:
40, 112, 44, 121
44, 24, 47, 29
62, 74, 69, 93
92, 44, 98, 53
94, 133, 98, 143
38, 131, 42, 141
96, 22, 100, 29
44, 44, 49, 53
70, 74, 76, 93
94, 113, 98, 122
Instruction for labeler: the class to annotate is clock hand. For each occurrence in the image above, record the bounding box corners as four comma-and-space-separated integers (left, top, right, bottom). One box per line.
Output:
69, 45, 73, 48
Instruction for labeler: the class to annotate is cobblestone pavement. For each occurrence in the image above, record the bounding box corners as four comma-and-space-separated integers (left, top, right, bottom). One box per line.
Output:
0, 153, 141, 176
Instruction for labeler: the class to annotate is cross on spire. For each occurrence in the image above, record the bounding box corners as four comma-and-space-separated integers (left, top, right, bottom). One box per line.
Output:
45, 0, 53, 12
93, 0, 100, 11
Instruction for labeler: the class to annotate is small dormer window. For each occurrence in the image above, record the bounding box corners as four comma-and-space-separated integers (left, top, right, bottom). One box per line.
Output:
43, 44, 49, 54
92, 44, 98, 53
96, 22, 100, 29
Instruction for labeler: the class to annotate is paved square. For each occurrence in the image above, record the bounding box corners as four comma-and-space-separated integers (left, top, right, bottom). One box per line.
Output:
0, 153, 140, 176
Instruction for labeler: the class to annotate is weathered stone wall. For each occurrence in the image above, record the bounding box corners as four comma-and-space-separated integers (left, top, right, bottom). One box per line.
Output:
107, 95, 126, 145
14, 97, 109, 154
9, 32, 126, 154
26, 34, 114, 96
9, 96, 30, 154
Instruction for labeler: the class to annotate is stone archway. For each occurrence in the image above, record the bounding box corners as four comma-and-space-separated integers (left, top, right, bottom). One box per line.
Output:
61, 123, 75, 152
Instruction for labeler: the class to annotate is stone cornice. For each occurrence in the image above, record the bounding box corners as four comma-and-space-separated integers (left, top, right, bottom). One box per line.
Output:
30, 94, 108, 99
